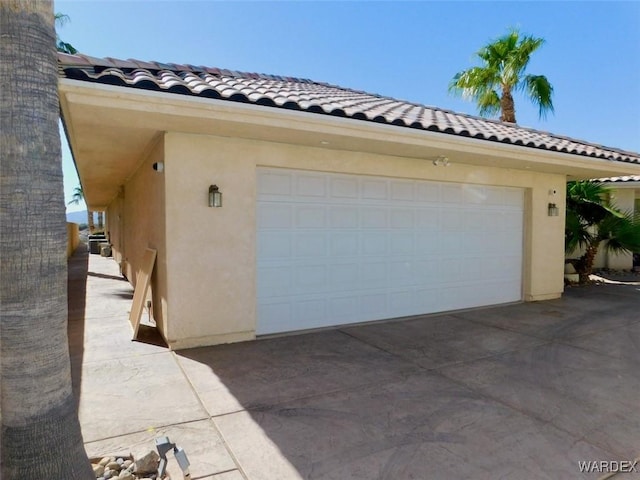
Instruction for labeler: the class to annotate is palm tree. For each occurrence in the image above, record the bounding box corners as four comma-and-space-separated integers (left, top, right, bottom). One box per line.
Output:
449, 28, 554, 123
0, 1, 93, 478
68, 185, 95, 232
565, 181, 640, 283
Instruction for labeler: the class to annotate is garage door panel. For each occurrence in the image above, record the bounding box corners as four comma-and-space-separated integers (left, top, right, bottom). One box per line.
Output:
295, 233, 327, 257
295, 299, 327, 328
415, 259, 440, 283
257, 168, 523, 335
415, 208, 440, 229
463, 185, 487, 204
362, 234, 388, 255
360, 262, 388, 289
361, 208, 387, 228
330, 263, 359, 287
390, 208, 414, 228
358, 293, 383, 316
441, 183, 463, 203
330, 296, 360, 321
442, 209, 466, 231
415, 231, 440, 253
416, 182, 440, 202
331, 177, 358, 198
295, 265, 327, 293
296, 173, 326, 197
390, 232, 414, 255
438, 232, 464, 252
330, 232, 359, 256
389, 260, 414, 285
330, 206, 358, 228
257, 265, 292, 297
258, 302, 292, 333
258, 170, 292, 196
465, 210, 486, 230
391, 181, 415, 201
295, 205, 326, 228
362, 179, 389, 199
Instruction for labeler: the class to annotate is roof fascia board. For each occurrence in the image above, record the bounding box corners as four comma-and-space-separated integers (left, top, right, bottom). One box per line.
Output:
59, 79, 640, 177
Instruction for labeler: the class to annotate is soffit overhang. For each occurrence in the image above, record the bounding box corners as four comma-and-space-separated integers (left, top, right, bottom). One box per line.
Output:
59, 79, 640, 210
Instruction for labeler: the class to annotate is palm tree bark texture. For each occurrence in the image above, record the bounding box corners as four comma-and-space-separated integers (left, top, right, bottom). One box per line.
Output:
0, 1, 93, 478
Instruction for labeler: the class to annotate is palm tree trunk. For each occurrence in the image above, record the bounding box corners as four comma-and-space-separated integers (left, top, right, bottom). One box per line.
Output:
500, 86, 517, 123
0, 1, 93, 478
576, 243, 600, 284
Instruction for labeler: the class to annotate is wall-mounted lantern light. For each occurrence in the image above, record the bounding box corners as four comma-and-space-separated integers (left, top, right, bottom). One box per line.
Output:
548, 203, 559, 217
208, 185, 222, 207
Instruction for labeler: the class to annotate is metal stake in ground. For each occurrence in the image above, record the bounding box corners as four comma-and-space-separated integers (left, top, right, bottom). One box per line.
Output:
155, 436, 191, 479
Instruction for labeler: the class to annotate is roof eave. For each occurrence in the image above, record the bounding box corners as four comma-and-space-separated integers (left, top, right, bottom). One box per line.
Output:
59, 78, 640, 206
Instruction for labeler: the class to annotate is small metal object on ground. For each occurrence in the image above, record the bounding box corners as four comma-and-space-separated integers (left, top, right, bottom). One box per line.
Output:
156, 436, 191, 479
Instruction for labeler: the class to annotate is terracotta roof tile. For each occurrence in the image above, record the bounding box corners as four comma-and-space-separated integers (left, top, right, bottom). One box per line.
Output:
599, 175, 640, 183
58, 53, 640, 165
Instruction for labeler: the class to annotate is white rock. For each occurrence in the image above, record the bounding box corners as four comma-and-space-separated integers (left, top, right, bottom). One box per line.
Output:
134, 450, 160, 475
93, 464, 105, 477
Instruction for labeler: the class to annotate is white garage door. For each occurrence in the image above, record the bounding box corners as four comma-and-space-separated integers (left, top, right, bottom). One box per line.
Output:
256, 168, 523, 335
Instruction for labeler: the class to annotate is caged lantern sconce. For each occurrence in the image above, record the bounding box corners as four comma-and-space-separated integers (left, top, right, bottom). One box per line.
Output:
548, 203, 559, 217
208, 185, 222, 207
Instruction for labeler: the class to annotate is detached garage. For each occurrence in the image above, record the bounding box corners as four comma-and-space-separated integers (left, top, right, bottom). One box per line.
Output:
58, 53, 640, 349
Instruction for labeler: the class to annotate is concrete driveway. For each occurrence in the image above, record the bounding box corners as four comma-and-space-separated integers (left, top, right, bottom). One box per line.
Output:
69, 250, 640, 480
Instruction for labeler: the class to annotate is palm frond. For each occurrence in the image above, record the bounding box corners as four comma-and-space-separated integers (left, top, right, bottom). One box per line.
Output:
510, 35, 544, 71
566, 181, 622, 222
55, 12, 78, 54
477, 89, 501, 117
598, 212, 640, 254
521, 75, 554, 119
54, 13, 70, 27
68, 185, 84, 205
565, 209, 593, 254
57, 41, 77, 54
449, 67, 499, 95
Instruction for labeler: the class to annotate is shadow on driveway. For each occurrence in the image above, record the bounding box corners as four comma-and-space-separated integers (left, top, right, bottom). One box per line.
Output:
175, 283, 640, 479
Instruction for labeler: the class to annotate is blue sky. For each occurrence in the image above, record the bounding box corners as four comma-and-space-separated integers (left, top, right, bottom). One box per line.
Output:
56, 1, 640, 212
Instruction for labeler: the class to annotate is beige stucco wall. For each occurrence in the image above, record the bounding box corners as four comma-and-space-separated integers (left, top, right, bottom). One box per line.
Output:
67, 222, 80, 257
162, 132, 566, 349
606, 188, 637, 270
108, 138, 169, 337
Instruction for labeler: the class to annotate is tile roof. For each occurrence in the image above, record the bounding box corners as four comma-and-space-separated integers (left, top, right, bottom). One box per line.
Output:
599, 175, 640, 183
58, 52, 640, 165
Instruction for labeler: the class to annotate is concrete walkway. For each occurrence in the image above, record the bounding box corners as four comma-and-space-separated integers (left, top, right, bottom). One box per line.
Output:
68, 247, 640, 480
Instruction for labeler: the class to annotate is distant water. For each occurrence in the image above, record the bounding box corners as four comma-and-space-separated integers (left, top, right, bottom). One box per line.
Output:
66, 210, 88, 224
